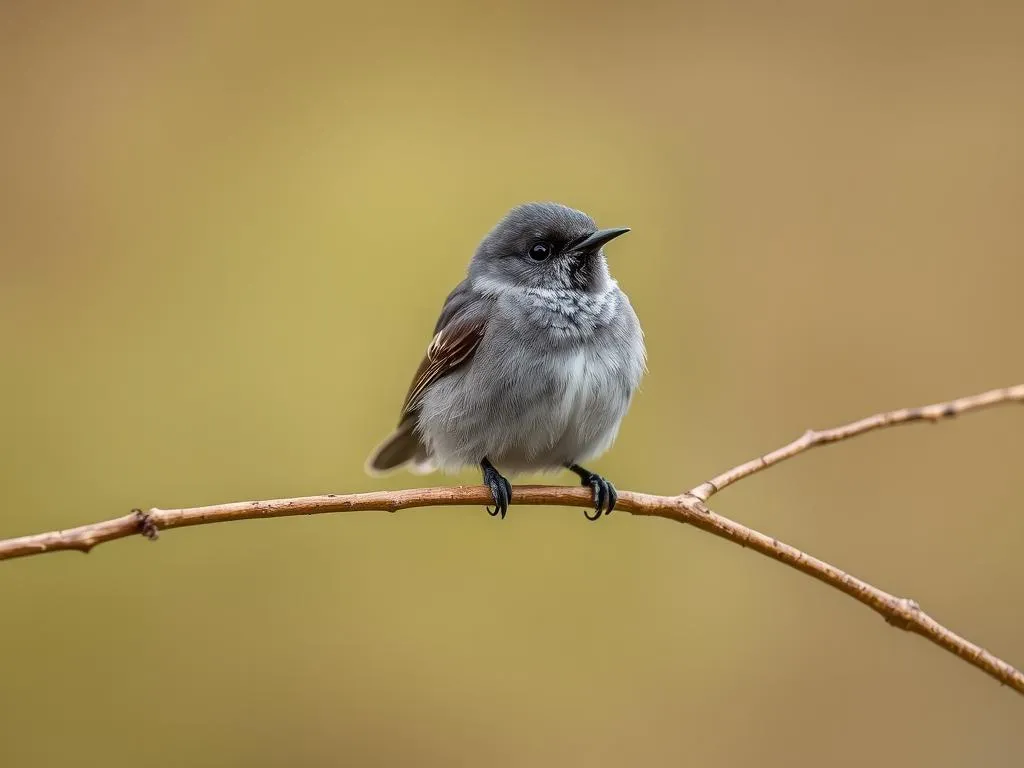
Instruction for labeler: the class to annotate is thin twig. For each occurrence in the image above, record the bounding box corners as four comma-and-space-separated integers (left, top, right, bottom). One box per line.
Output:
1, 386, 1022, 696
689, 384, 1024, 501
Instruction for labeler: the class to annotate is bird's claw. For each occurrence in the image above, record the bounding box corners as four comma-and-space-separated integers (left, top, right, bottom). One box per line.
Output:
581, 473, 617, 521
482, 462, 512, 519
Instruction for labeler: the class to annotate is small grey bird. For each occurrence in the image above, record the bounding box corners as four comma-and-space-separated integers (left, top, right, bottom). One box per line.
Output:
366, 202, 646, 520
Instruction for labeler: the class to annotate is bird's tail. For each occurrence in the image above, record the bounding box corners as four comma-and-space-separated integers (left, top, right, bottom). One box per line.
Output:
365, 418, 434, 475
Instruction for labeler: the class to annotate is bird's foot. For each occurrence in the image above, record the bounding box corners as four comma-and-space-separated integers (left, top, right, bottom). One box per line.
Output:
566, 464, 617, 520
481, 458, 512, 519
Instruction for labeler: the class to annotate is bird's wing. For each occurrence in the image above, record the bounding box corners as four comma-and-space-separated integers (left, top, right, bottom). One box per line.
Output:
395, 280, 490, 423
399, 314, 487, 421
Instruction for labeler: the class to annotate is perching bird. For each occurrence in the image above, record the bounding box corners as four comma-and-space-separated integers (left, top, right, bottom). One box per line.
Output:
366, 202, 646, 520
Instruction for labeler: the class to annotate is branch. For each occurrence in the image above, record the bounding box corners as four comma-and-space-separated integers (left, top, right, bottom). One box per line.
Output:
1, 386, 1022, 697
690, 384, 1024, 501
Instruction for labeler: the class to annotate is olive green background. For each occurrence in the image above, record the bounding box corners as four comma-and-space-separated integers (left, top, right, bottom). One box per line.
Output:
2, 2, 1022, 766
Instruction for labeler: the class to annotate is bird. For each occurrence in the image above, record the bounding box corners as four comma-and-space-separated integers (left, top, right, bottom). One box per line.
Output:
365, 202, 646, 520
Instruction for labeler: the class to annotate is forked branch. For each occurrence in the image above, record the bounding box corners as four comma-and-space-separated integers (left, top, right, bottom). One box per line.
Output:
1, 385, 1022, 695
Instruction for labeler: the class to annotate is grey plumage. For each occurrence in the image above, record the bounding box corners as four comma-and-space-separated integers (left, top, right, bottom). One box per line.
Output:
366, 202, 646, 519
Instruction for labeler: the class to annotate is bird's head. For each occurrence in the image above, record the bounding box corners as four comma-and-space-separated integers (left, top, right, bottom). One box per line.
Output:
469, 202, 629, 294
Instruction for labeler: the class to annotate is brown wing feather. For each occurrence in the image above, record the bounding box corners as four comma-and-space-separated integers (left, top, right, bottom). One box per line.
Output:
398, 317, 486, 422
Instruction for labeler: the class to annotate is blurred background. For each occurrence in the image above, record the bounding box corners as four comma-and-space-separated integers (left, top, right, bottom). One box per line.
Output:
2, 1, 1023, 766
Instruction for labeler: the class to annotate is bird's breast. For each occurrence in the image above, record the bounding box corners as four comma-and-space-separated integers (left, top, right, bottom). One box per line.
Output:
552, 347, 591, 417
514, 286, 619, 340
546, 344, 623, 425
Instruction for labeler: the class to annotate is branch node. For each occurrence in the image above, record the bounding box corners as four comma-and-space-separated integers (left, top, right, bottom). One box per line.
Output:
884, 597, 922, 631
680, 494, 711, 514
133, 508, 159, 541
903, 408, 925, 423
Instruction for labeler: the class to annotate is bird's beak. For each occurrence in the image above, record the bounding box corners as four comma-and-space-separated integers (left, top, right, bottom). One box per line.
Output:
570, 227, 631, 253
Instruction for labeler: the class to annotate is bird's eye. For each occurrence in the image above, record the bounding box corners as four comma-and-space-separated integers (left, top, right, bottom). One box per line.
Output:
528, 242, 551, 261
